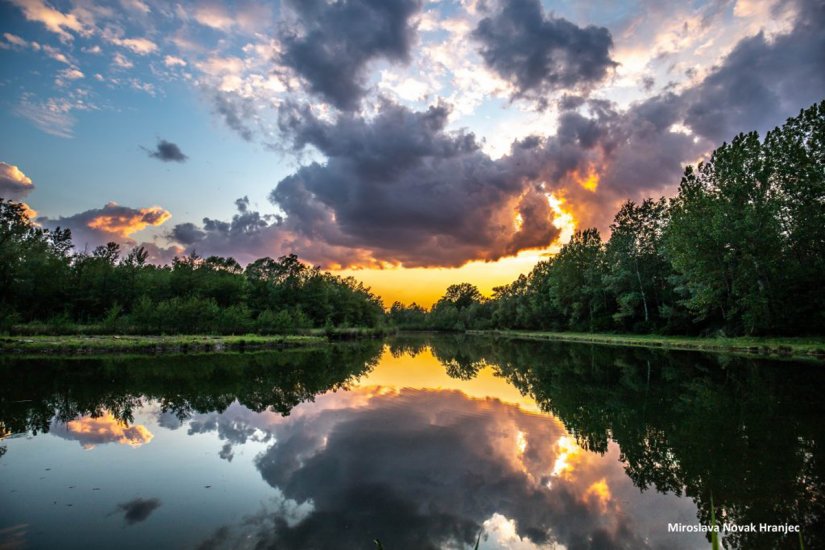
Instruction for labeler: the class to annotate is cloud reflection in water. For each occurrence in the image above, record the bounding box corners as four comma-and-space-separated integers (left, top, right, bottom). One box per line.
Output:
51, 413, 154, 449
193, 385, 699, 549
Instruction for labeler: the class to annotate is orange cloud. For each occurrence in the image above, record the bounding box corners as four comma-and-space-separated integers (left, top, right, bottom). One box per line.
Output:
86, 202, 171, 238
21, 203, 38, 220
0, 161, 35, 200
40, 201, 174, 250
64, 413, 154, 449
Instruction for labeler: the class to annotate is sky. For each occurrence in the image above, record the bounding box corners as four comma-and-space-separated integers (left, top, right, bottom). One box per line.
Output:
1, 0, 823, 306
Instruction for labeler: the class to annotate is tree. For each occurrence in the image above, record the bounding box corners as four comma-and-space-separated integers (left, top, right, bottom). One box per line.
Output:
604, 198, 676, 331
435, 283, 483, 311
667, 132, 782, 334
549, 228, 609, 331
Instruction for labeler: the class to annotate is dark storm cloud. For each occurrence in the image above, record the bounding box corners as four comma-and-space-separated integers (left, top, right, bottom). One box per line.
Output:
270, 101, 560, 267
682, 0, 825, 142
169, 95, 698, 266
145, 139, 187, 162
167, 0, 824, 268
472, 0, 616, 106
280, 0, 422, 111
116, 497, 162, 525
194, 389, 652, 550
166, 100, 563, 268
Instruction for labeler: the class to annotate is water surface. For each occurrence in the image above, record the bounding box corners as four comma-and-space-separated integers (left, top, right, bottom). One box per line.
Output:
1, 336, 823, 549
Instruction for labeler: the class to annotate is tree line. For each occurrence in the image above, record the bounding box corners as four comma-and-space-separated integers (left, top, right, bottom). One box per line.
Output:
391, 100, 825, 336
0, 202, 385, 334
3, 100, 822, 337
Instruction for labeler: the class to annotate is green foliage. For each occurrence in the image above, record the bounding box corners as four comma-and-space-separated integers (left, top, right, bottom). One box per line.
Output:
665, 101, 825, 335
0, 202, 384, 334
406, 100, 825, 338
427, 283, 494, 331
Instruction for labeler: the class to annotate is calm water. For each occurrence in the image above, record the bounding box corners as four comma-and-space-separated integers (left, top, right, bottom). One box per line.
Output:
1, 336, 823, 549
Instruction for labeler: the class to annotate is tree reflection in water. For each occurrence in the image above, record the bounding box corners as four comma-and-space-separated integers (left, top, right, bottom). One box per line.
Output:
419, 334, 825, 549
2, 336, 823, 549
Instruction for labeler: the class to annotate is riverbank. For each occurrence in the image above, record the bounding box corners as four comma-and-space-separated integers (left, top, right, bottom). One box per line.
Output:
0, 334, 327, 355
470, 330, 825, 360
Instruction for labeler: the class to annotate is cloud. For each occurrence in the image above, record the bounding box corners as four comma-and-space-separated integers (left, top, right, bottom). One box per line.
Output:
0, 162, 35, 200
39, 201, 172, 250
8, 0, 88, 42
168, 222, 205, 245
51, 413, 154, 449
166, 197, 282, 264
279, 0, 423, 111
681, 0, 825, 142
212, 92, 254, 141
116, 498, 162, 525
2, 32, 29, 48
194, 388, 683, 549
472, 0, 616, 107
121, 0, 150, 15
270, 101, 564, 267
145, 139, 188, 162
193, 3, 234, 31
113, 52, 134, 69
187, 406, 273, 462
174, 21, 823, 269
167, 94, 702, 267
55, 67, 84, 85
166, 101, 566, 268
136, 241, 184, 265
15, 96, 77, 138
110, 36, 158, 55
163, 55, 186, 67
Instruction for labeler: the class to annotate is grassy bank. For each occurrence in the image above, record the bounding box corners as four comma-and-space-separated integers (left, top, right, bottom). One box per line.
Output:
0, 334, 326, 355
470, 330, 825, 360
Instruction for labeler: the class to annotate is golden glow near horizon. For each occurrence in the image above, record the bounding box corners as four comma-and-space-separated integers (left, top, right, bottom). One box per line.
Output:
351, 346, 615, 512
335, 191, 578, 307
356, 345, 544, 413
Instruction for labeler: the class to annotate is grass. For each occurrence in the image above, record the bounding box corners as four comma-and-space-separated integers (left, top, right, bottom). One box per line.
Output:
0, 334, 326, 355
470, 330, 825, 361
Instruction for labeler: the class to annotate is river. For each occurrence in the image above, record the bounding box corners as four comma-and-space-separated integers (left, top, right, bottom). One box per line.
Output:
1, 335, 822, 549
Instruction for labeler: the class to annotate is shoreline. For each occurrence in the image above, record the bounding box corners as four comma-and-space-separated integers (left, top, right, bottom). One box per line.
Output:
468, 330, 825, 361
0, 334, 327, 356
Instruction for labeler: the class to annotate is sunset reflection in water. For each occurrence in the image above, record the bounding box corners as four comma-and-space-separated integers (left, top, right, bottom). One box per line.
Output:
0, 342, 747, 549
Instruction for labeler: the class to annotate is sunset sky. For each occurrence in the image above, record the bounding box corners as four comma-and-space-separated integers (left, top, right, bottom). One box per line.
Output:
1, 0, 823, 306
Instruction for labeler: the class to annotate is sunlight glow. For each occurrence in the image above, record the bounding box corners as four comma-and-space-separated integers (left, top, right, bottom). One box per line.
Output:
334, 193, 579, 307
549, 435, 582, 480
571, 165, 600, 192
584, 478, 612, 507
546, 192, 577, 245
513, 212, 524, 232
516, 430, 527, 454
